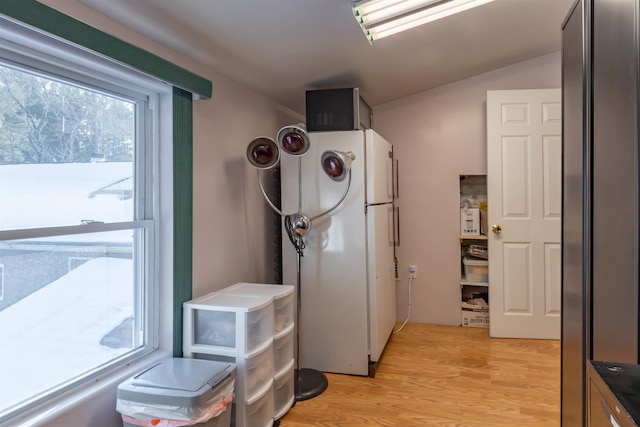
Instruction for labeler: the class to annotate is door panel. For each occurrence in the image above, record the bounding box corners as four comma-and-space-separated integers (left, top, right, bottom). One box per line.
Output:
544, 243, 561, 315
503, 243, 531, 313
502, 136, 530, 217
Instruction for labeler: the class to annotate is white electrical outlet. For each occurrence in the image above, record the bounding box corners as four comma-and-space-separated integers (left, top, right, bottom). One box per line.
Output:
409, 265, 417, 279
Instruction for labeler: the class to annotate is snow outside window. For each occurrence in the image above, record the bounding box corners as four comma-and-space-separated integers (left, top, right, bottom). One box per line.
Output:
0, 45, 158, 421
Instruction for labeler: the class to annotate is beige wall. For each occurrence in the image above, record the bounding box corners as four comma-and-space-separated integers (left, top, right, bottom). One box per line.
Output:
191, 76, 300, 296
374, 51, 561, 326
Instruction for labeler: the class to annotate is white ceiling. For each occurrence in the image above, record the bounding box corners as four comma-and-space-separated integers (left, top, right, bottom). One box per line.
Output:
75, 0, 574, 114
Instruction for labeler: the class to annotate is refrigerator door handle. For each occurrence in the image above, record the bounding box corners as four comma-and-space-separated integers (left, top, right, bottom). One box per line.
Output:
394, 206, 400, 246
393, 159, 399, 200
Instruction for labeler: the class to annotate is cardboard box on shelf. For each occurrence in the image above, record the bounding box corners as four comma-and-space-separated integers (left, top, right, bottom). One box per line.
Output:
461, 285, 488, 328
460, 208, 480, 235
461, 303, 489, 328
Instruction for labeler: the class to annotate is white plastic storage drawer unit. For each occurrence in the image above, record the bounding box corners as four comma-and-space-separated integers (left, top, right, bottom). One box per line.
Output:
219, 283, 295, 336
215, 282, 296, 423
183, 293, 274, 357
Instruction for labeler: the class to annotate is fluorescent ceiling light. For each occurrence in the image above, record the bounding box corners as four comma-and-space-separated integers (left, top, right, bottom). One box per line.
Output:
353, 0, 495, 41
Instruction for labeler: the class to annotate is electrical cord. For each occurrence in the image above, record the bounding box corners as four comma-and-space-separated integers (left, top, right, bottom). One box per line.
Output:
393, 271, 415, 334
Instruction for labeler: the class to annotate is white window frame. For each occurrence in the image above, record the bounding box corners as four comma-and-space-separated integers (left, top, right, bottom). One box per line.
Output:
0, 18, 173, 426
0, 264, 4, 301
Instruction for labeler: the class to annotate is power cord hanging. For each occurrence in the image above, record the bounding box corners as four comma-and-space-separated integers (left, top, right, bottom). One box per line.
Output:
393, 271, 414, 334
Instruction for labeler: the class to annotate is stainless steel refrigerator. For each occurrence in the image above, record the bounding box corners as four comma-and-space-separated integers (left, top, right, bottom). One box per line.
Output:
562, 0, 640, 424
280, 129, 397, 376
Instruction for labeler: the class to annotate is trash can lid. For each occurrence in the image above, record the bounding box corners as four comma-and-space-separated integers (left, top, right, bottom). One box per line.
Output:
132, 358, 233, 391
117, 358, 236, 406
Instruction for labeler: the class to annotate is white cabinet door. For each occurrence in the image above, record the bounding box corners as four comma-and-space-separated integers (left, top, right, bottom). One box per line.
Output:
487, 89, 561, 339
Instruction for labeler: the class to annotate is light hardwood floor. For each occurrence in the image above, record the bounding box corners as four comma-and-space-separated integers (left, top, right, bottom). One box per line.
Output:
279, 323, 560, 427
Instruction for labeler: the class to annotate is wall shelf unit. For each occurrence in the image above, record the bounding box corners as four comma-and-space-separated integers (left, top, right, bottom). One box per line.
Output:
459, 175, 489, 328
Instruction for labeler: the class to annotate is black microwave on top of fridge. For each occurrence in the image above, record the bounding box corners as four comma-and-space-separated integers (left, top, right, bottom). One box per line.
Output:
305, 87, 372, 132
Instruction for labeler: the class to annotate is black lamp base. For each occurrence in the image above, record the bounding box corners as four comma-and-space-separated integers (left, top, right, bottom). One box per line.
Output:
294, 368, 328, 401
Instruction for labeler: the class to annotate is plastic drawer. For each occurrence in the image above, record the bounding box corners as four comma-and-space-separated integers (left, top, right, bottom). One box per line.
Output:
463, 257, 489, 282
219, 283, 295, 335
231, 384, 273, 427
273, 324, 294, 375
274, 291, 294, 335
192, 341, 274, 401
243, 342, 274, 399
183, 293, 274, 356
273, 362, 295, 420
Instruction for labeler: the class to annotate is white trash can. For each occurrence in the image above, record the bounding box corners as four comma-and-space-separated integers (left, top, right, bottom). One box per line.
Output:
116, 358, 236, 427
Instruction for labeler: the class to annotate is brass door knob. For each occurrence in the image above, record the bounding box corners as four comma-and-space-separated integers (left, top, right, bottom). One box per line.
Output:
491, 224, 502, 234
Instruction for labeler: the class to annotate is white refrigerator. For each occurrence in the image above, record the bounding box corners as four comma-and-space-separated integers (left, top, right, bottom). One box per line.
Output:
281, 129, 397, 376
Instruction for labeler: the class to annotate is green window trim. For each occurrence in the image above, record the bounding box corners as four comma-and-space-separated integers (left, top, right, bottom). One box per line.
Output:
0, 1, 201, 356
173, 88, 194, 357
0, 0, 212, 99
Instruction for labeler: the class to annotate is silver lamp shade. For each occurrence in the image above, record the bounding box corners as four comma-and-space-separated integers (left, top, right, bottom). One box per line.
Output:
321, 150, 356, 182
247, 137, 280, 169
277, 124, 311, 156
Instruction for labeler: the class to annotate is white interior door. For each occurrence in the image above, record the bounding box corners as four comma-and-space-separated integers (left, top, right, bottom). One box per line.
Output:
486, 89, 561, 339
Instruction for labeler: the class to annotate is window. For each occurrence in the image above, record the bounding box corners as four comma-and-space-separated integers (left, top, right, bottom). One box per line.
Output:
0, 265, 4, 301
0, 29, 161, 422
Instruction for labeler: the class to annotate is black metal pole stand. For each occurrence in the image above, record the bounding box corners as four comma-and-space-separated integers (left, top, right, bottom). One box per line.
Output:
294, 250, 328, 401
